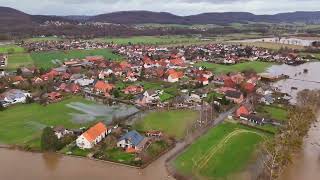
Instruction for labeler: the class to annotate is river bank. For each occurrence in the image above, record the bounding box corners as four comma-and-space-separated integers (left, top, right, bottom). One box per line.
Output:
280, 114, 320, 180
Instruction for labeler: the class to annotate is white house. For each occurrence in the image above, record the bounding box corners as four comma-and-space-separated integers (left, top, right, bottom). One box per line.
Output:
143, 90, 162, 103
74, 78, 95, 87
0, 89, 31, 107
76, 122, 108, 149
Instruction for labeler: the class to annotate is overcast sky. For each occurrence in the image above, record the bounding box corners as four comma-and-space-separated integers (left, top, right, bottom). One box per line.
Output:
1, 0, 320, 16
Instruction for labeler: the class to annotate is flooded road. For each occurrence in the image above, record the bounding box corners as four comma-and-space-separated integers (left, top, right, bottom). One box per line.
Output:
0, 146, 178, 180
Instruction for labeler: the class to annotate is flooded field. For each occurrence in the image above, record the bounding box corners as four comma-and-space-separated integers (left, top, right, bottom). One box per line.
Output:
67, 102, 139, 124
231, 37, 316, 46
267, 62, 320, 103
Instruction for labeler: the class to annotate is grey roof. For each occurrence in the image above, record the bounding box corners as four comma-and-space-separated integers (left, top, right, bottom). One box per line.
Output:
2, 89, 27, 101
119, 130, 144, 146
225, 90, 242, 99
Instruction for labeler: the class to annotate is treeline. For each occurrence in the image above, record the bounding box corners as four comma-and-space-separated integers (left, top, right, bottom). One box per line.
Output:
261, 89, 320, 179
0, 23, 271, 40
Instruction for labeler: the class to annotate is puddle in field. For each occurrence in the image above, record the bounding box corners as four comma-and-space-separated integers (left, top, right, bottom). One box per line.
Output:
66, 102, 139, 124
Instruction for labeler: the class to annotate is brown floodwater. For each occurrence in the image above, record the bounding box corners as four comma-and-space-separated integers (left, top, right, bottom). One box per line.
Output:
267, 62, 320, 104
268, 62, 320, 179
0, 145, 179, 180
280, 115, 320, 180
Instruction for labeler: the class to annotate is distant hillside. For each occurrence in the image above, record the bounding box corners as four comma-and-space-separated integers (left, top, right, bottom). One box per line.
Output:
1, 6, 320, 38
89, 11, 187, 24
1, 6, 320, 26
0, 6, 33, 26
90, 11, 320, 25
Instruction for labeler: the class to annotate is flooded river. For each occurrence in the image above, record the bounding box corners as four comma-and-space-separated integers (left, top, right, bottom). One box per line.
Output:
267, 62, 320, 180
267, 62, 320, 103
280, 115, 320, 180
0, 145, 179, 180
230, 37, 317, 47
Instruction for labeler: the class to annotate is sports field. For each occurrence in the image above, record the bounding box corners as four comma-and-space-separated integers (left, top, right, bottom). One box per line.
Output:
94, 36, 200, 45
134, 110, 198, 140
196, 61, 273, 74
174, 122, 269, 179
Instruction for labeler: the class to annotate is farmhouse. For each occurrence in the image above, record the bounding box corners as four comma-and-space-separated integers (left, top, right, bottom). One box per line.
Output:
240, 114, 265, 125
76, 122, 108, 149
117, 130, 148, 153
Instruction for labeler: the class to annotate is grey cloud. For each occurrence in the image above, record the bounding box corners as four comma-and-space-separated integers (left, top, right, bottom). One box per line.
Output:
0, 0, 319, 16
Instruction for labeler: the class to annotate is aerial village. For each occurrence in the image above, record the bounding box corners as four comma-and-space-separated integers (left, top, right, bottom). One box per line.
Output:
0, 39, 310, 167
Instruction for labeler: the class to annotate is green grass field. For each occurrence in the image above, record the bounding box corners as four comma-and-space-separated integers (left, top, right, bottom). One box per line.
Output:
256, 105, 288, 121
7, 53, 33, 70
174, 122, 269, 179
196, 61, 273, 74
5, 48, 122, 70
0, 97, 96, 146
30, 49, 123, 69
134, 110, 198, 140
0, 45, 25, 54
94, 36, 200, 45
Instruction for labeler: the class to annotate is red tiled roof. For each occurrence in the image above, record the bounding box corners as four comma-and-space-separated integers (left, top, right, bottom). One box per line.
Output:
95, 81, 114, 93
236, 106, 250, 117
168, 70, 184, 79
83, 122, 107, 143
